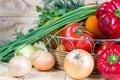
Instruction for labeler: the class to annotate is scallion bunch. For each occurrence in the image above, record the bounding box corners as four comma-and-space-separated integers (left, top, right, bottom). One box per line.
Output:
0, 5, 98, 62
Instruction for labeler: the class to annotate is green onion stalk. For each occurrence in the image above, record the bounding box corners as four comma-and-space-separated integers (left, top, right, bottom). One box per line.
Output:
0, 5, 99, 62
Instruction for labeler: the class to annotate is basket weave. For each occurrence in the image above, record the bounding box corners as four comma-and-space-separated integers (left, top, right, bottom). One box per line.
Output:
44, 34, 119, 73
48, 48, 99, 73
48, 48, 67, 70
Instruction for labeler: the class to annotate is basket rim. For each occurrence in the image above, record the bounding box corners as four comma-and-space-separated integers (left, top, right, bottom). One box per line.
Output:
47, 34, 120, 42
47, 47, 100, 57
44, 34, 120, 57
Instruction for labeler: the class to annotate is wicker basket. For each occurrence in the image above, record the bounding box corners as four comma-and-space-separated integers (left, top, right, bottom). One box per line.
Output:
43, 34, 119, 73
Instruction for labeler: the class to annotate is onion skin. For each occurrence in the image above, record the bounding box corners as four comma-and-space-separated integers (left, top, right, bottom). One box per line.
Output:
15, 44, 37, 61
64, 49, 94, 79
32, 50, 55, 71
8, 56, 32, 77
34, 41, 48, 52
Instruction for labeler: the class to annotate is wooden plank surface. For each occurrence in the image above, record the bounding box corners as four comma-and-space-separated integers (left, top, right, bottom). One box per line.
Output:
0, 63, 106, 80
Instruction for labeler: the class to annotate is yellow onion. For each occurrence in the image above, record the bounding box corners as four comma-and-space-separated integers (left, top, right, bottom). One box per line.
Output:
33, 41, 48, 52
64, 49, 94, 79
32, 50, 55, 71
8, 56, 32, 77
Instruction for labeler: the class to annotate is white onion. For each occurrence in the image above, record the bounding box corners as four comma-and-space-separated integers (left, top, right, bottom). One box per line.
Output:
34, 41, 48, 52
8, 56, 32, 77
15, 44, 37, 60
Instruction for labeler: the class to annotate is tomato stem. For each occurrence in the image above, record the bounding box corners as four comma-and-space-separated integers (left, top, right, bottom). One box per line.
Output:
107, 54, 118, 65
75, 26, 85, 35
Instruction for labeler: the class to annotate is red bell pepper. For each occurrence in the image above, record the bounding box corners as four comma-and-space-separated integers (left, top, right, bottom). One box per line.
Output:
94, 41, 118, 55
61, 22, 94, 52
96, 0, 120, 38
97, 45, 120, 80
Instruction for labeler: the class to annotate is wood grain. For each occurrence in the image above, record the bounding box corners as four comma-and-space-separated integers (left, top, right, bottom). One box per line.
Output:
0, 63, 106, 80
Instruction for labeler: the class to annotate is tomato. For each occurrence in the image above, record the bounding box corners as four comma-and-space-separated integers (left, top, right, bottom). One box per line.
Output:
94, 41, 118, 55
86, 15, 104, 38
61, 22, 94, 52
56, 44, 66, 51
55, 44, 66, 55
45, 17, 59, 25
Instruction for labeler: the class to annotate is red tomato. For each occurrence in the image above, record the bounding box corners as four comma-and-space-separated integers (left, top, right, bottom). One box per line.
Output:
61, 22, 94, 52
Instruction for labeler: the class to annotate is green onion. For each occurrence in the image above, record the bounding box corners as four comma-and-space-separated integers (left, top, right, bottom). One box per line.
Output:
0, 5, 99, 61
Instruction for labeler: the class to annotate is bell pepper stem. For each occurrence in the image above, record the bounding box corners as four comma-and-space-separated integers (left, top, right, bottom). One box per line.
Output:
107, 54, 118, 65
115, 9, 120, 18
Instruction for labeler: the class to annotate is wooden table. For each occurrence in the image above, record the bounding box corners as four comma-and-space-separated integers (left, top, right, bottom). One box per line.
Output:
0, 63, 105, 80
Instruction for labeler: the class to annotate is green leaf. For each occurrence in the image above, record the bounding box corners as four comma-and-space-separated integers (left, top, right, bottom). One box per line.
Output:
37, 0, 86, 27
36, 6, 41, 12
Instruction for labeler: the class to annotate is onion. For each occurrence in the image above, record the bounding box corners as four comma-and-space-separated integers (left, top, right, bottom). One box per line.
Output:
32, 50, 55, 71
33, 41, 48, 52
64, 49, 94, 79
15, 44, 37, 60
8, 56, 32, 77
